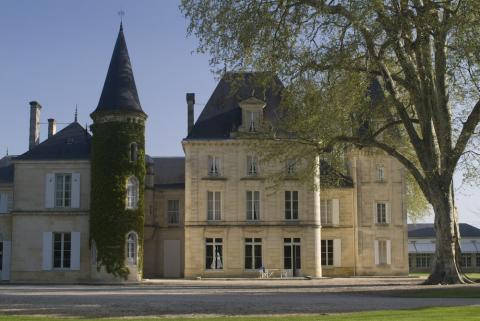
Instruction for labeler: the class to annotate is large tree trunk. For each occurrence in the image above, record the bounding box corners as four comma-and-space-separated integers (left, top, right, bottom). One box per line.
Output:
425, 184, 471, 284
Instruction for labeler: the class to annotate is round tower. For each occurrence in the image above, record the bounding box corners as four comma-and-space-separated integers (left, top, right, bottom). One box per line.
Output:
90, 23, 147, 281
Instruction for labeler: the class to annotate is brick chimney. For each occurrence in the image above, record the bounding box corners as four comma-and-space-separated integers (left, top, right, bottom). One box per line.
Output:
29, 101, 42, 150
186, 93, 195, 135
48, 118, 57, 138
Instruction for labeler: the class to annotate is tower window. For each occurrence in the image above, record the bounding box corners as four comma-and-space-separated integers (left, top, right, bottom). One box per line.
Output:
126, 176, 139, 209
126, 232, 137, 265
130, 143, 138, 162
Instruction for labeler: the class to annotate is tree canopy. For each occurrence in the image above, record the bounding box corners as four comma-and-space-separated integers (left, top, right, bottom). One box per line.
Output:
181, 0, 480, 284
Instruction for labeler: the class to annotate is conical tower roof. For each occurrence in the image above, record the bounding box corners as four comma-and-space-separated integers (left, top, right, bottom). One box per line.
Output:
92, 23, 145, 117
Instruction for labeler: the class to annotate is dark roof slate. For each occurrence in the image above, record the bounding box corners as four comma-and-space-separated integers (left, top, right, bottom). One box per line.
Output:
16, 122, 91, 161
0, 156, 15, 184
152, 157, 185, 188
408, 223, 480, 238
92, 23, 144, 116
187, 72, 282, 139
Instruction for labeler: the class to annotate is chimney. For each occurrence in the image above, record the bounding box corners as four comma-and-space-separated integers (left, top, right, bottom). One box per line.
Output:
186, 93, 195, 135
29, 101, 42, 150
48, 118, 57, 138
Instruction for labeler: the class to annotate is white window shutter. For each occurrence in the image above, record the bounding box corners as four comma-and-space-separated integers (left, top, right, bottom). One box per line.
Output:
42, 232, 53, 270
333, 239, 342, 267
374, 240, 379, 265
71, 173, 81, 208
386, 240, 392, 265
45, 173, 55, 208
332, 199, 340, 225
386, 202, 391, 224
71, 232, 81, 270
1, 241, 11, 280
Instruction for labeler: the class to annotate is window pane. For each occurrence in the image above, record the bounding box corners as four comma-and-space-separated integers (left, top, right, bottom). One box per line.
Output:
284, 245, 291, 269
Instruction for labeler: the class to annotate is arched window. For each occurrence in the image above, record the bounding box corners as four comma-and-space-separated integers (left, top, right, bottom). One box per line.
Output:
130, 143, 138, 162
126, 232, 137, 265
126, 176, 139, 209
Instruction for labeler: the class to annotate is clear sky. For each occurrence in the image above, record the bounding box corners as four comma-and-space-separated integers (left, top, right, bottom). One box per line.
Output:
1, 0, 479, 227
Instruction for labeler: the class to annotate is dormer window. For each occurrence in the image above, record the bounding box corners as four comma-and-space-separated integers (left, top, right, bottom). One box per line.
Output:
208, 156, 221, 176
247, 155, 259, 176
239, 97, 266, 133
248, 111, 260, 132
130, 143, 138, 162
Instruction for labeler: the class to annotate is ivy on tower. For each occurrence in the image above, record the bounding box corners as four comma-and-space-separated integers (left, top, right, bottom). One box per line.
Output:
90, 23, 147, 279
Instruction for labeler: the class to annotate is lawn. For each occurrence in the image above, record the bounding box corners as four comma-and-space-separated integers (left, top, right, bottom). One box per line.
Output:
1, 306, 480, 321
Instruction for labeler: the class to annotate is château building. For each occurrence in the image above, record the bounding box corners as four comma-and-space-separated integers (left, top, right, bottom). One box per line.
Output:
0, 24, 408, 282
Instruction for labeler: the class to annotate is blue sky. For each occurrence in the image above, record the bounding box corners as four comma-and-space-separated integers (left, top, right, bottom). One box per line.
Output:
0, 0, 479, 227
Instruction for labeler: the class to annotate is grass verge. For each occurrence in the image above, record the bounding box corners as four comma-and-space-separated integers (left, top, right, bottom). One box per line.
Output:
0, 306, 480, 321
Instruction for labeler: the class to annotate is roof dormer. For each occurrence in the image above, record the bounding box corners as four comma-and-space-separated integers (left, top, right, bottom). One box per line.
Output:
239, 97, 266, 133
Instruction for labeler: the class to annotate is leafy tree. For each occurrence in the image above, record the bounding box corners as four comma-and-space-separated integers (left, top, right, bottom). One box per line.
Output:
181, 0, 480, 284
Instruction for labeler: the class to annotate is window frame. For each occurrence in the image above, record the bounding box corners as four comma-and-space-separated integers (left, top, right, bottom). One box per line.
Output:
208, 155, 221, 176
376, 164, 385, 182
126, 176, 139, 210
246, 191, 260, 221
207, 191, 222, 221
378, 239, 388, 265
415, 253, 431, 268
167, 199, 180, 225
126, 232, 137, 265
246, 155, 259, 176
285, 191, 299, 220
321, 199, 333, 225
244, 238, 262, 270
55, 173, 72, 208
205, 238, 223, 270
321, 239, 334, 266
129, 142, 138, 162
376, 202, 387, 224
52, 232, 71, 269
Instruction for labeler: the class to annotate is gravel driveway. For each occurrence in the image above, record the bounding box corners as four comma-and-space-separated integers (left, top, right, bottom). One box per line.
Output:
0, 278, 478, 318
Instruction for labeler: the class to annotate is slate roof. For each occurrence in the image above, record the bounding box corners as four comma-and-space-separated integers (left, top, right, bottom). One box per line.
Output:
0, 156, 15, 184
91, 23, 144, 116
16, 122, 91, 161
408, 223, 480, 238
187, 72, 283, 139
152, 157, 185, 189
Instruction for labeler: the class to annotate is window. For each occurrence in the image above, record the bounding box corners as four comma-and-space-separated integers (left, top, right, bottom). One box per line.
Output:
208, 156, 221, 176
321, 200, 333, 225
53, 232, 71, 269
321, 240, 334, 266
284, 238, 301, 270
167, 200, 180, 225
0, 192, 11, 213
55, 174, 72, 208
247, 156, 259, 176
130, 143, 138, 162
207, 191, 221, 220
285, 191, 299, 220
246, 191, 260, 220
416, 253, 431, 268
127, 233, 137, 265
206, 238, 223, 270
376, 202, 387, 224
476, 254, 480, 267
0, 242, 3, 271
376, 164, 385, 182
286, 160, 296, 175
247, 111, 260, 132
461, 254, 472, 268
126, 176, 139, 209
245, 238, 262, 270
377, 240, 388, 265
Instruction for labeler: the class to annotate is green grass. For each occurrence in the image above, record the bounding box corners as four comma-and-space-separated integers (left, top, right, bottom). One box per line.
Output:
1, 306, 480, 321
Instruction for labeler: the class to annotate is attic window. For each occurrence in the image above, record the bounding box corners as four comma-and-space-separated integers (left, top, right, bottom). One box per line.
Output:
248, 111, 260, 132
66, 138, 75, 144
